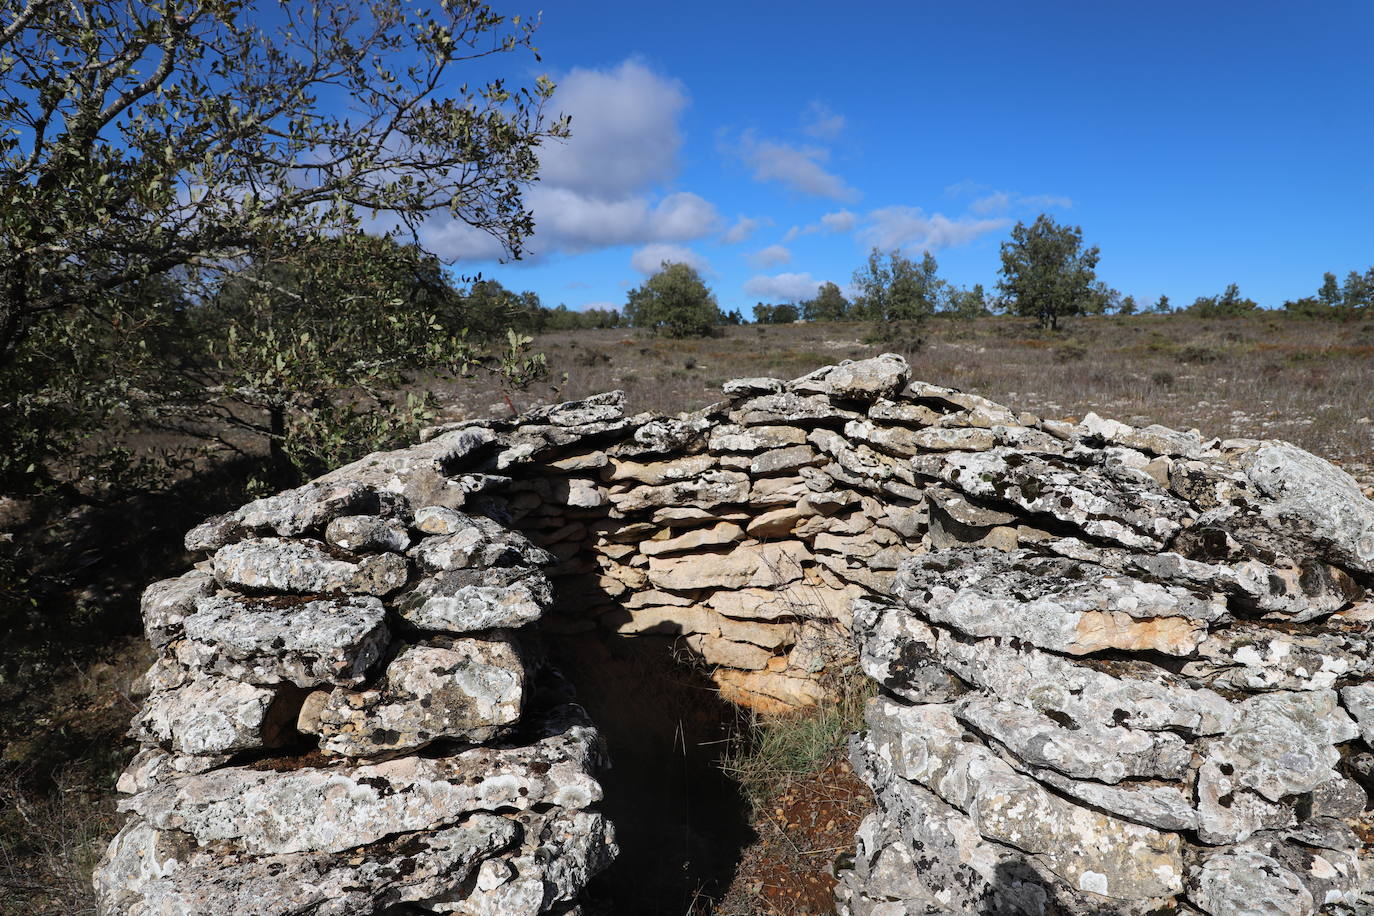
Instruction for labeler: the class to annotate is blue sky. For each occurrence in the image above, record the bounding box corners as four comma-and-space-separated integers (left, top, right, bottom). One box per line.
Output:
424, 0, 1374, 312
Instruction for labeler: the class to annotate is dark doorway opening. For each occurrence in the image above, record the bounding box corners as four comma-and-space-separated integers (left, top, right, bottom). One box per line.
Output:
545, 632, 756, 914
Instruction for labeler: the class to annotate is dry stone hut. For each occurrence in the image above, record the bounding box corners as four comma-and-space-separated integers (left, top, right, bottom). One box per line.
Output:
96, 355, 1374, 914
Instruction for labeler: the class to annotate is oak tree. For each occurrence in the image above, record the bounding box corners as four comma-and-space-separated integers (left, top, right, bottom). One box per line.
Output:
624, 262, 720, 338
0, 0, 565, 489
997, 215, 1101, 330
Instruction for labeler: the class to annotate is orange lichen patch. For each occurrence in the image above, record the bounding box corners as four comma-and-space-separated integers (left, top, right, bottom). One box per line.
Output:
714, 669, 825, 716
1073, 611, 1205, 656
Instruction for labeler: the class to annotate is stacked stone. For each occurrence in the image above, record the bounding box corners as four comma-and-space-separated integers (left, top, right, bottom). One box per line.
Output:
95, 352, 1374, 914
436, 355, 953, 713
836, 396, 1374, 912
94, 431, 616, 915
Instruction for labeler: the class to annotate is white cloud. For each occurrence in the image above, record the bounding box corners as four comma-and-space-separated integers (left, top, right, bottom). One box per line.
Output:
722, 214, 768, 244
860, 206, 1009, 253
631, 243, 712, 276
529, 188, 719, 252
969, 192, 1012, 216
801, 101, 846, 140
744, 272, 823, 301
782, 208, 857, 243
747, 244, 792, 269
821, 209, 858, 233
422, 189, 720, 260
419, 220, 508, 261
427, 59, 725, 263
538, 59, 687, 198
944, 179, 989, 199
945, 181, 1074, 216
1017, 193, 1075, 211
729, 129, 859, 201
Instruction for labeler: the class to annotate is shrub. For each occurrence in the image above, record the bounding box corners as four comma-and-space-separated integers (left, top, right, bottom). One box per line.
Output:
1178, 344, 1224, 365
624, 263, 722, 338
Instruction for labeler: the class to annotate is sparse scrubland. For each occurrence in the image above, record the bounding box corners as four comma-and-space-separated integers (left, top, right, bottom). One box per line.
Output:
449, 314, 1374, 482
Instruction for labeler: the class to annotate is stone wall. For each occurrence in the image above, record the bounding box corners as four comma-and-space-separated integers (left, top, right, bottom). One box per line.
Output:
93, 434, 617, 913
94, 353, 1374, 914
833, 396, 1374, 912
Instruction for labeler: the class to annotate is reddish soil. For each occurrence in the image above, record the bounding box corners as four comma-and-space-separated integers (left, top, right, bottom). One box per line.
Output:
712, 755, 873, 915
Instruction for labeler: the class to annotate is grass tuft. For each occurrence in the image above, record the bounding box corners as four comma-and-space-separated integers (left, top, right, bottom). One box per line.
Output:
720, 668, 874, 813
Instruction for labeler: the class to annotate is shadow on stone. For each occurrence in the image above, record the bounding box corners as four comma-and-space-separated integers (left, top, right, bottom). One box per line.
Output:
546, 631, 755, 915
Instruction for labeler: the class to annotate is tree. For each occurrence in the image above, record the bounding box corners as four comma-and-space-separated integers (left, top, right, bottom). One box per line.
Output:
124, 234, 544, 480
1341, 269, 1374, 311
1154, 294, 1171, 314
753, 302, 798, 324
1118, 294, 1138, 316
946, 284, 990, 318
801, 282, 850, 322
0, 0, 565, 491
996, 215, 1102, 330
851, 249, 946, 321
1186, 283, 1258, 317
624, 262, 721, 338
1319, 272, 1343, 308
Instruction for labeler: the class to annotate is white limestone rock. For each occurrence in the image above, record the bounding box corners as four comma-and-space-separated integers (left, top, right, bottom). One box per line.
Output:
318, 426, 496, 511
177, 595, 389, 688
95, 812, 520, 916
610, 469, 750, 512
789, 354, 908, 401
235, 480, 386, 538
851, 597, 964, 705
1079, 411, 1205, 459
324, 514, 410, 553
1244, 441, 1374, 573
213, 537, 408, 597
916, 447, 1189, 550
313, 636, 527, 756
135, 675, 290, 757
447, 810, 617, 916
606, 453, 716, 485
860, 697, 1185, 902
1185, 624, 1372, 691
895, 549, 1220, 657
646, 541, 811, 591
1339, 683, 1374, 745
121, 722, 604, 856
410, 518, 552, 572
640, 522, 744, 557
721, 376, 783, 396
1202, 690, 1357, 804
955, 695, 1192, 783
732, 391, 860, 426
707, 423, 808, 453
140, 569, 217, 648
1188, 850, 1316, 916
395, 565, 551, 634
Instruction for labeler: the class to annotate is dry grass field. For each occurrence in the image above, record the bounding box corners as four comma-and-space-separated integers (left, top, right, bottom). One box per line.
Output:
3, 312, 1372, 913
440, 314, 1374, 483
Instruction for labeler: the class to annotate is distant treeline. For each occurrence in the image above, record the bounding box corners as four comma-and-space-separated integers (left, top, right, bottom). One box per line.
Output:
489, 257, 1374, 333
